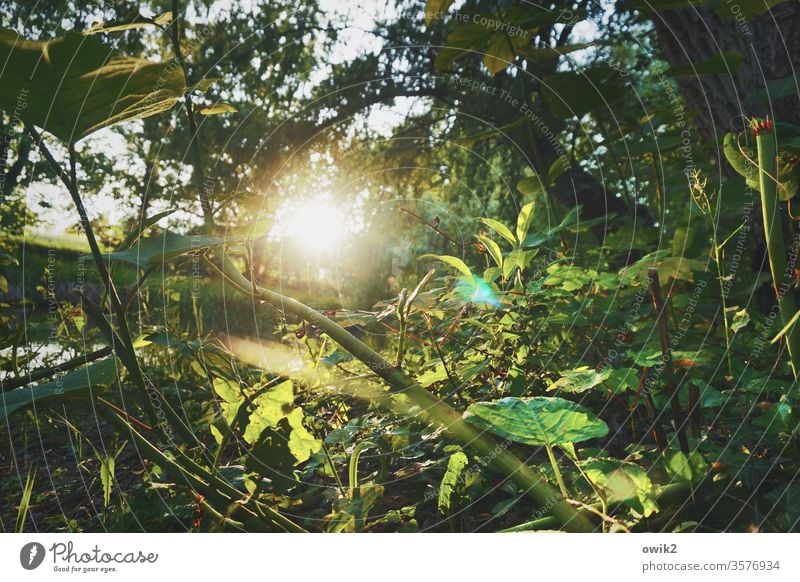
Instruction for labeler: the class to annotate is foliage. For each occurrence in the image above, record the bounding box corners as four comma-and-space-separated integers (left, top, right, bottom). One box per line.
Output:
1, 0, 799, 534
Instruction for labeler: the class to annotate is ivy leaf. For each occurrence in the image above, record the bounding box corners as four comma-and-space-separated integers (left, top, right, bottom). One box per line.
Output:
463, 396, 609, 446
0, 29, 185, 142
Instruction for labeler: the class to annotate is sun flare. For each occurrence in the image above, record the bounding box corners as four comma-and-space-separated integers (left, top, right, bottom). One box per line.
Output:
272, 195, 348, 254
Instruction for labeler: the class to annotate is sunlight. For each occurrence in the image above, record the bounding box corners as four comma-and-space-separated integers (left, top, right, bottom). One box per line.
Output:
272, 195, 349, 254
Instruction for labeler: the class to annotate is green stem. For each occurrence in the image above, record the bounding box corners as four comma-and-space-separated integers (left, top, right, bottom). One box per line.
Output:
207, 256, 591, 531
27, 127, 161, 430
755, 120, 800, 381
545, 445, 568, 498
711, 221, 733, 377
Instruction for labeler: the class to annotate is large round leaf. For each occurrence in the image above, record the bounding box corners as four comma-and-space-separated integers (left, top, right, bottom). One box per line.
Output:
463, 396, 609, 446
0, 29, 185, 142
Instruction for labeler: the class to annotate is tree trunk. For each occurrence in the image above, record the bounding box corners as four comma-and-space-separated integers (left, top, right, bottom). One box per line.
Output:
652, 2, 800, 142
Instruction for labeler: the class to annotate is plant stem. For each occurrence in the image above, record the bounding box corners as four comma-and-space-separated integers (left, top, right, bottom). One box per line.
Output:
26, 127, 161, 429
710, 219, 734, 377
545, 445, 569, 498
754, 120, 800, 381
647, 269, 689, 454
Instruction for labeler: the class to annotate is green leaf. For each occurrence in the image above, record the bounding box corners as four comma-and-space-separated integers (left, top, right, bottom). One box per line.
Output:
517, 176, 547, 197
1, 358, 118, 422
548, 366, 612, 394
748, 74, 800, 104
483, 32, 515, 75
100, 455, 114, 507
516, 202, 535, 244
546, 157, 569, 185
476, 234, 503, 268
322, 348, 354, 366
434, 22, 493, 71
416, 363, 449, 388
419, 254, 473, 278
579, 458, 659, 517
503, 249, 535, 279
464, 396, 609, 446
666, 50, 743, 77
606, 368, 640, 394
198, 103, 237, 115
0, 30, 185, 142
286, 407, 322, 463
477, 217, 517, 246
516, 43, 594, 62
242, 380, 295, 444
665, 449, 708, 482
438, 450, 468, 515
425, 0, 455, 26
101, 231, 241, 267
731, 308, 751, 333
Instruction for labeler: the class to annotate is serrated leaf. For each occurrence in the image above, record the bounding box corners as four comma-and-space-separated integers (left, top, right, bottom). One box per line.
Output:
464, 396, 609, 446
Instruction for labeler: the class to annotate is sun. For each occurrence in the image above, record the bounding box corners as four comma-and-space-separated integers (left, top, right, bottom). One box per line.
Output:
272, 195, 348, 254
